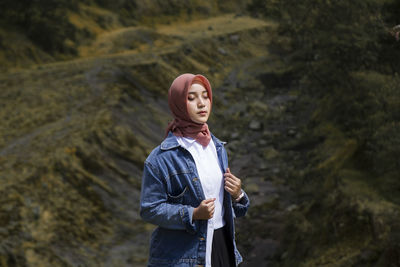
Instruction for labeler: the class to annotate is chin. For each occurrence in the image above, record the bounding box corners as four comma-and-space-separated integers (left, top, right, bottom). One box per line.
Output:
195, 119, 208, 124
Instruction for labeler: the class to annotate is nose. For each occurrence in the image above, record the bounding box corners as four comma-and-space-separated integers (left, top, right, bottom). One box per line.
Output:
197, 97, 205, 107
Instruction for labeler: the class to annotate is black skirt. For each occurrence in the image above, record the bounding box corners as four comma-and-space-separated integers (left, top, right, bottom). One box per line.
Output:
211, 225, 236, 267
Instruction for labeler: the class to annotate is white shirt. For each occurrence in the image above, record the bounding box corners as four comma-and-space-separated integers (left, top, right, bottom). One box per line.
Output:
176, 136, 225, 267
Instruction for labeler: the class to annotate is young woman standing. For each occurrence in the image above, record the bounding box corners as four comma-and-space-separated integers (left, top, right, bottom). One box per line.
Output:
140, 73, 250, 267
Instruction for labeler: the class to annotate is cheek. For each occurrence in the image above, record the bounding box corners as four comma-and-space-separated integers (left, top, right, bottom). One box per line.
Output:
186, 102, 196, 115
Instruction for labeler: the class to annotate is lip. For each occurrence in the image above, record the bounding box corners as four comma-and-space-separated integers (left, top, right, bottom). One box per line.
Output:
197, 111, 207, 115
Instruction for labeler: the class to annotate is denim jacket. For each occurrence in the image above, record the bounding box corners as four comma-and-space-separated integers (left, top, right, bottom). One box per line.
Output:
140, 132, 250, 267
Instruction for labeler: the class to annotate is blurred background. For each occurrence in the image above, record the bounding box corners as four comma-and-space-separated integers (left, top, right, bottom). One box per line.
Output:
0, 0, 399, 266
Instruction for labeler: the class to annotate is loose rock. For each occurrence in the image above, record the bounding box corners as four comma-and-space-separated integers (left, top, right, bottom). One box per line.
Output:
218, 47, 227, 55
230, 34, 240, 43
287, 127, 297, 137
249, 120, 263, 131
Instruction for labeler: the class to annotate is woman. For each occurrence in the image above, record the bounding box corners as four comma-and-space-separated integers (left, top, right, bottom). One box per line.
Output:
140, 73, 250, 267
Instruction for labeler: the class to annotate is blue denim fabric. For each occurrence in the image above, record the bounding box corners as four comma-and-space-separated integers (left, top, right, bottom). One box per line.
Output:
140, 132, 250, 267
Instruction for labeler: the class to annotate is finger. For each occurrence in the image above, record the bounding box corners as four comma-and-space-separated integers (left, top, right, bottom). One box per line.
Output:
225, 187, 240, 197
225, 182, 240, 192
224, 181, 236, 190
224, 173, 232, 178
224, 185, 235, 193
224, 174, 233, 181
225, 173, 239, 180
224, 173, 239, 182
227, 176, 241, 186
227, 168, 231, 173
227, 179, 240, 188
204, 198, 216, 204
209, 205, 215, 213
225, 178, 239, 187
225, 178, 236, 186
207, 207, 214, 216
224, 172, 233, 177
225, 186, 237, 194
225, 175, 238, 182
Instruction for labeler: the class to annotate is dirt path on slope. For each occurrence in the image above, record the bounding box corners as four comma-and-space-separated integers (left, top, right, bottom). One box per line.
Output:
212, 54, 316, 266
78, 14, 273, 57
0, 13, 298, 267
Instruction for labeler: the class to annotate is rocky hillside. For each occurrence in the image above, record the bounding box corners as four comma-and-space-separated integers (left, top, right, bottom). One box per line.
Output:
0, 0, 250, 72
1, 1, 400, 266
0, 13, 281, 266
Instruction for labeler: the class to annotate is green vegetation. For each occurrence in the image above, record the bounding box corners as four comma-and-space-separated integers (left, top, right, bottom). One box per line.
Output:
0, 10, 274, 266
248, 0, 400, 265
0, 0, 251, 71
0, 0, 81, 54
1, 0, 399, 265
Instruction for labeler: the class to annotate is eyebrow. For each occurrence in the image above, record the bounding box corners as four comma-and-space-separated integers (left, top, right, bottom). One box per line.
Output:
188, 90, 208, 94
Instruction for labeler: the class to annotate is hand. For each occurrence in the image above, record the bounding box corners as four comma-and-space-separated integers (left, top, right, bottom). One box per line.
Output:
224, 168, 242, 199
192, 198, 216, 220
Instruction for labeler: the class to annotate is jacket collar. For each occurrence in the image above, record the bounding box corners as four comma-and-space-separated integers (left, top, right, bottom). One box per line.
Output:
160, 131, 226, 151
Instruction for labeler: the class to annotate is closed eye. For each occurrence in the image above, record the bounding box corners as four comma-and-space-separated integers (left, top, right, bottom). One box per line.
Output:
187, 90, 209, 101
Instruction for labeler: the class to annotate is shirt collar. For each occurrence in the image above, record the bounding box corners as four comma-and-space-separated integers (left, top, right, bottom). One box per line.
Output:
161, 131, 226, 150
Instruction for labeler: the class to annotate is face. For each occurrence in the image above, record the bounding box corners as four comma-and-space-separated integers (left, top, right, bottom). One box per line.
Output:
186, 82, 211, 124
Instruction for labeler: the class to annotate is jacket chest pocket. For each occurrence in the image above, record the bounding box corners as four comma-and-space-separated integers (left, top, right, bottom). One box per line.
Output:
167, 186, 188, 204
166, 171, 191, 204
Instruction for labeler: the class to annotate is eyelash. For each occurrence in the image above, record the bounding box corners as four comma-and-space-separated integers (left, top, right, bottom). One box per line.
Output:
188, 94, 208, 101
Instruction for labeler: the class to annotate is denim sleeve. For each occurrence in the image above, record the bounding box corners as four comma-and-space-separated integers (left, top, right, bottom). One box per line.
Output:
232, 190, 250, 218
140, 161, 197, 234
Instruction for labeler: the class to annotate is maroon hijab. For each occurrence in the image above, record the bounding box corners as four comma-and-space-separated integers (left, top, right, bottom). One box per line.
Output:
165, 73, 213, 147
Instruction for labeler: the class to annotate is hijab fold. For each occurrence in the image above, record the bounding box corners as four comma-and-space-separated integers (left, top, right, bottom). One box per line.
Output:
165, 73, 212, 147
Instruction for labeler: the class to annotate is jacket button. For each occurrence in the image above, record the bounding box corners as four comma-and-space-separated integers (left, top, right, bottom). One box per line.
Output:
199, 237, 205, 241
193, 177, 199, 182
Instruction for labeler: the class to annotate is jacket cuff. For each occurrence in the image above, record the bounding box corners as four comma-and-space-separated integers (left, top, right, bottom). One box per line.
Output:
232, 190, 250, 217
181, 206, 196, 234
237, 190, 249, 205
